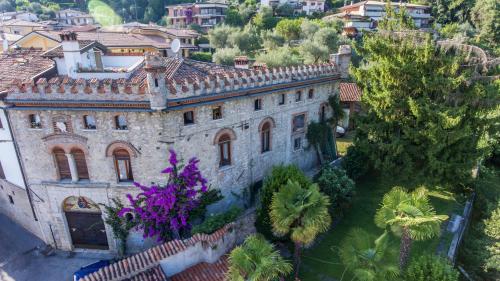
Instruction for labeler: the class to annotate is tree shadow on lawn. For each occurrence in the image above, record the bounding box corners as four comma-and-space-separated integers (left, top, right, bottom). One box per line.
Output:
298, 171, 463, 281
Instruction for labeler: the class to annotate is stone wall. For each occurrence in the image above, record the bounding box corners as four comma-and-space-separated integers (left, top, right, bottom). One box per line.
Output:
0, 179, 42, 239
79, 210, 256, 281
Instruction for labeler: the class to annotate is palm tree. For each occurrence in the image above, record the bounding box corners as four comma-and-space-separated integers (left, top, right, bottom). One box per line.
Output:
374, 187, 448, 269
339, 228, 399, 281
226, 234, 292, 281
270, 180, 331, 279
328, 94, 346, 158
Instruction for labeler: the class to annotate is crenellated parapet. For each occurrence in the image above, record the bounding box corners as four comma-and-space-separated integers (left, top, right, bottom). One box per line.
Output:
7, 75, 149, 102
6, 47, 346, 110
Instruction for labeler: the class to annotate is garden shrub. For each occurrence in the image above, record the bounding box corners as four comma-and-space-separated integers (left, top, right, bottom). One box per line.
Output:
190, 52, 212, 62
256, 165, 311, 241
192, 206, 242, 235
317, 166, 355, 215
341, 145, 369, 180
405, 255, 459, 281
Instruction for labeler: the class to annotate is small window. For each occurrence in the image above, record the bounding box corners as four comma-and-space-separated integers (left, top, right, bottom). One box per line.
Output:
154, 78, 159, 88
261, 122, 271, 153
212, 106, 222, 120
8, 195, 14, 205
295, 91, 302, 102
278, 93, 286, 105
0, 116, 3, 129
0, 161, 5, 179
29, 114, 42, 129
254, 99, 262, 111
218, 134, 231, 167
83, 115, 96, 130
115, 115, 128, 130
293, 137, 302, 151
308, 89, 314, 99
292, 114, 306, 132
114, 149, 133, 182
183, 111, 195, 125
320, 104, 327, 122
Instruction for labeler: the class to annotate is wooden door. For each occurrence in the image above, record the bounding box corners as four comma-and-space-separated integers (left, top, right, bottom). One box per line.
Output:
66, 212, 108, 249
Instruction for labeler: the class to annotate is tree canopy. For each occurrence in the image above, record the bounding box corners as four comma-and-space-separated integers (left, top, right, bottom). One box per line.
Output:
351, 27, 499, 187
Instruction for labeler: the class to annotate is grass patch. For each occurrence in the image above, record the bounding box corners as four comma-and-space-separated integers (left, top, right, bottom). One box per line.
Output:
336, 131, 354, 156
299, 172, 462, 280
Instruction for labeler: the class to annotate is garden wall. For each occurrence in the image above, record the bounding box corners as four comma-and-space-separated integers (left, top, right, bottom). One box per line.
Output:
78, 209, 256, 281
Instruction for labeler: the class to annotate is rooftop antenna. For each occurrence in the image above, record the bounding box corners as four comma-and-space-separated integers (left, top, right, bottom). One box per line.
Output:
171, 38, 181, 58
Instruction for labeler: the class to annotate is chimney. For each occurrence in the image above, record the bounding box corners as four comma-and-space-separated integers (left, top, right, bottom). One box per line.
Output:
144, 52, 168, 111
234, 56, 249, 69
60, 31, 82, 78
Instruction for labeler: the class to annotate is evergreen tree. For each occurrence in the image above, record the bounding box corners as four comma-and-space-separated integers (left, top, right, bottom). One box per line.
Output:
351, 22, 499, 187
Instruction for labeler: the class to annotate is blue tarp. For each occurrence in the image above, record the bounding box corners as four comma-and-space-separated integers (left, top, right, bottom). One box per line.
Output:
73, 260, 110, 281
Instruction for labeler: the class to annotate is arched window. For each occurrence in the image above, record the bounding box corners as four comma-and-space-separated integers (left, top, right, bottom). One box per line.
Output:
261, 122, 271, 153
113, 149, 133, 181
71, 148, 89, 180
53, 148, 71, 180
218, 134, 232, 167
320, 104, 327, 122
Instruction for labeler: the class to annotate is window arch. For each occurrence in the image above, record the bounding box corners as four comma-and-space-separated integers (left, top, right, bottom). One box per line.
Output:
214, 128, 236, 168
71, 148, 89, 180
218, 134, 232, 167
113, 149, 133, 182
259, 118, 275, 153
53, 147, 71, 180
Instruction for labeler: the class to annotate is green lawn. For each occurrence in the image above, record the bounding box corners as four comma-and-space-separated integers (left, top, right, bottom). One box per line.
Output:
336, 131, 354, 156
299, 173, 463, 281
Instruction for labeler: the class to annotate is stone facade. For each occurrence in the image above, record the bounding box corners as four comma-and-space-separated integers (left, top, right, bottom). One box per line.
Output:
4, 47, 350, 252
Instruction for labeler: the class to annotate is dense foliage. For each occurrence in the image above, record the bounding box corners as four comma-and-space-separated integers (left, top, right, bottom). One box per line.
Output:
341, 145, 370, 180
227, 234, 292, 281
459, 166, 500, 280
352, 26, 499, 187
120, 149, 209, 241
101, 198, 138, 255
191, 206, 242, 235
405, 255, 459, 281
339, 229, 399, 281
270, 180, 331, 279
316, 166, 355, 215
189, 52, 212, 62
255, 165, 311, 241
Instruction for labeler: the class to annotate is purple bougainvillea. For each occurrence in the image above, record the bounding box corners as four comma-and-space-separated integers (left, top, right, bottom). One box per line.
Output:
119, 149, 208, 241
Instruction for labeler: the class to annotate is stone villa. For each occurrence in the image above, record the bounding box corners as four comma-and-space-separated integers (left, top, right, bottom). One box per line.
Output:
0, 31, 351, 252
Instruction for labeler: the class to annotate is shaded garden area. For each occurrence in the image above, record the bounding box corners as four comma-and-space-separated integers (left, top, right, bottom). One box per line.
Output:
299, 173, 463, 280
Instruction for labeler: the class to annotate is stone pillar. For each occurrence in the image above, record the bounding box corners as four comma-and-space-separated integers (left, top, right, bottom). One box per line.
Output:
65, 153, 79, 183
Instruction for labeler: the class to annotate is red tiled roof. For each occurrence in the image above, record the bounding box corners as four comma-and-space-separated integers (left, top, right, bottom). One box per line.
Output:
0, 48, 55, 94
339, 82, 362, 102
79, 223, 235, 281
125, 265, 167, 281
170, 256, 229, 281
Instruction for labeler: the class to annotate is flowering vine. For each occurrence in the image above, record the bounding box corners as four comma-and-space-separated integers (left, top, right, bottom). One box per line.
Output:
119, 149, 208, 241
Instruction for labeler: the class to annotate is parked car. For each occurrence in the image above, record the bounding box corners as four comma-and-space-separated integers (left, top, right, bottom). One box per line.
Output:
336, 126, 346, 137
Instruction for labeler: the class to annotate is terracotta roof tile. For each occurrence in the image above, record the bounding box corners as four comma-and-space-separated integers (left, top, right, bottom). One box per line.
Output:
0, 48, 55, 94
170, 256, 228, 281
339, 82, 362, 102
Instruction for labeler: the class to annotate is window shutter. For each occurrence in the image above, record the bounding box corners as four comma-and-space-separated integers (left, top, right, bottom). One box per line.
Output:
54, 149, 71, 179
72, 149, 89, 179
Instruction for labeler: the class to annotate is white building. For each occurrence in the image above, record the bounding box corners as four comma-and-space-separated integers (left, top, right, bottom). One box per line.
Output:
325, 1, 431, 35
261, 0, 325, 15
0, 11, 39, 22
55, 9, 95, 26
